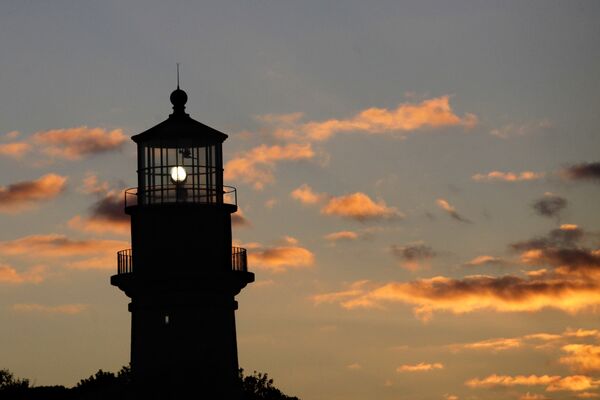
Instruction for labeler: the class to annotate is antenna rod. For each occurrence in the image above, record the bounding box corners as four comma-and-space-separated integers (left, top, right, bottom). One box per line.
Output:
176, 63, 180, 89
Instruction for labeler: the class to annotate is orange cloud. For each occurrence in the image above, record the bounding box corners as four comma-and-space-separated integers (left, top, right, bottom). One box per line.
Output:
290, 185, 402, 222
472, 171, 545, 182
224, 143, 315, 189
69, 188, 129, 236
0, 234, 128, 258
80, 173, 110, 194
560, 345, 600, 373
31, 126, 127, 160
68, 215, 129, 236
466, 374, 600, 392
322, 192, 402, 221
466, 374, 557, 389
453, 337, 523, 352
312, 274, 600, 321
0, 142, 32, 159
577, 392, 600, 398
436, 198, 471, 223
291, 184, 325, 205
565, 329, 600, 339
302, 96, 477, 141
65, 256, 116, 270
248, 243, 315, 272
547, 376, 600, 392
397, 362, 444, 372
312, 280, 372, 305
12, 303, 88, 315
490, 119, 552, 139
0, 174, 67, 213
0, 264, 46, 284
520, 393, 549, 400
451, 328, 600, 354
324, 231, 359, 242
3, 130, 21, 140
464, 255, 507, 267
232, 207, 251, 227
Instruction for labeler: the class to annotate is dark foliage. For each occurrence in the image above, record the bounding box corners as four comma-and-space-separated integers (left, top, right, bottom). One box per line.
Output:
0, 366, 299, 400
240, 369, 300, 400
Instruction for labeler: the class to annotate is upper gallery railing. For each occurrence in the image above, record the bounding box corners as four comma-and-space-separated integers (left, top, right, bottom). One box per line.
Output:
124, 185, 237, 207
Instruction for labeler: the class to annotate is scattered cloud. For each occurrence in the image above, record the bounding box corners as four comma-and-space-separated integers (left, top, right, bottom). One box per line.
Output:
560, 344, 600, 373
347, 363, 362, 370
0, 174, 67, 213
452, 337, 523, 352
79, 173, 110, 195
290, 185, 402, 221
232, 207, 251, 227
451, 328, 600, 353
520, 393, 549, 400
312, 280, 372, 306
31, 126, 127, 160
230, 97, 475, 189
578, 393, 600, 398
291, 184, 326, 205
490, 119, 552, 139
312, 274, 600, 321
532, 193, 567, 218
396, 362, 444, 372
259, 96, 476, 142
264, 198, 278, 208
436, 198, 471, 223
562, 162, 600, 182
324, 231, 360, 242
224, 143, 315, 189
472, 171, 545, 182
391, 242, 436, 271
300, 96, 477, 141
0, 142, 32, 159
11, 303, 88, 315
2, 131, 21, 140
315, 226, 600, 320
69, 190, 129, 235
248, 240, 315, 272
466, 374, 600, 392
510, 226, 600, 277
464, 255, 508, 267
65, 256, 116, 270
0, 264, 46, 284
0, 234, 128, 258
322, 192, 402, 221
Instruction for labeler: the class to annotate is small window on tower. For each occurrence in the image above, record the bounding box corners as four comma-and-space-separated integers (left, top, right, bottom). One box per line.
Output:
165, 315, 170, 325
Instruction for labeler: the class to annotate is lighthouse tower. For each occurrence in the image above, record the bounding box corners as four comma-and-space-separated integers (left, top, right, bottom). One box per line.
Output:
111, 84, 254, 399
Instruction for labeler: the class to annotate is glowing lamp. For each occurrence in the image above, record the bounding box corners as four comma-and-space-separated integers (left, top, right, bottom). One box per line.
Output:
170, 166, 187, 183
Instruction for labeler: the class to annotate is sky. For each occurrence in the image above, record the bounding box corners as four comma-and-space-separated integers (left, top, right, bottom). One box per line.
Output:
1, 1, 600, 399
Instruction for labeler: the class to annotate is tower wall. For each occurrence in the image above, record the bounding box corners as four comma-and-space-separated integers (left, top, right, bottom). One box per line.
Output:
123, 204, 243, 399
128, 204, 235, 276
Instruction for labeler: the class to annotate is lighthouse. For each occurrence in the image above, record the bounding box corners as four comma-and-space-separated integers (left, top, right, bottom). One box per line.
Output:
111, 83, 254, 399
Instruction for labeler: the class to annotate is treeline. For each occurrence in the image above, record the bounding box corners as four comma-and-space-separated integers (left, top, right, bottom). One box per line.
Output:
0, 367, 299, 400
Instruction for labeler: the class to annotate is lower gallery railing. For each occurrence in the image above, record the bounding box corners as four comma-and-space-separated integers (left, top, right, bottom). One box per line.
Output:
116, 247, 248, 274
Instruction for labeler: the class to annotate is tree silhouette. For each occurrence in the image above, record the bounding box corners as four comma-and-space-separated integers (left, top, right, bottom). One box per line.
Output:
240, 369, 300, 400
0, 366, 300, 400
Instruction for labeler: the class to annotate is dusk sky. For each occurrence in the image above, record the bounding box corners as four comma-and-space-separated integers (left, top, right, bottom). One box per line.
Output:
2, 1, 600, 399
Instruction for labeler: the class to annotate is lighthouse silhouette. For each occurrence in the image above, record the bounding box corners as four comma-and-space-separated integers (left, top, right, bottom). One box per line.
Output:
111, 83, 254, 399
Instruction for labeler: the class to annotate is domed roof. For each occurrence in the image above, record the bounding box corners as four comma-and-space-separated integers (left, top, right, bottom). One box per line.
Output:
131, 87, 228, 147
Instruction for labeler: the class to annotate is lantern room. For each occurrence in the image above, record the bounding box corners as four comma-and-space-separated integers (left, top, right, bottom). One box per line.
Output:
129, 87, 231, 206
